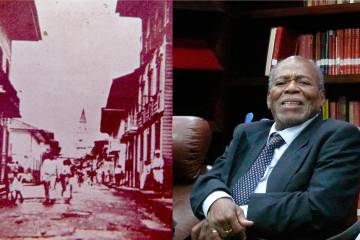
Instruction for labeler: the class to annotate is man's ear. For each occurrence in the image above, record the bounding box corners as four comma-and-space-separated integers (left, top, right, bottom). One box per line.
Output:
266, 92, 271, 109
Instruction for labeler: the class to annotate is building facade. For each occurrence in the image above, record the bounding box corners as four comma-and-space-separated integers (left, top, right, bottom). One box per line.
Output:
0, 0, 41, 183
100, 0, 172, 192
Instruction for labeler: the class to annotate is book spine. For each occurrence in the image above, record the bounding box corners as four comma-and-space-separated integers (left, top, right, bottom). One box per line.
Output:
336, 29, 343, 75
322, 99, 329, 120
308, 34, 314, 60
355, 101, 360, 127
351, 28, 356, 74
334, 30, 339, 75
338, 29, 345, 74
346, 28, 352, 74
349, 101, 354, 124
265, 27, 277, 76
344, 28, 348, 74
315, 32, 321, 67
272, 27, 285, 67
328, 30, 334, 75
336, 96, 347, 121
298, 35, 305, 58
330, 101, 337, 119
356, 28, 360, 74
320, 31, 325, 73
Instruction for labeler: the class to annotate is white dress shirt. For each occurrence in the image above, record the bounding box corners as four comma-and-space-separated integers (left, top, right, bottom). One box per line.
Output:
202, 114, 319, 217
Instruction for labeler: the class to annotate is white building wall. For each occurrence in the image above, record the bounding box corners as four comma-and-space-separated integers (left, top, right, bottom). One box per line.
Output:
159, 37, 166, 111
151, 123, 156, 156
0, 25, 11, 73
118, 120, 127, 169
9, 130, 36, 171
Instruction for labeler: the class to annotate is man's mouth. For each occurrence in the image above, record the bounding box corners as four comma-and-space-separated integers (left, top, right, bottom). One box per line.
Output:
281, 100, 303, 106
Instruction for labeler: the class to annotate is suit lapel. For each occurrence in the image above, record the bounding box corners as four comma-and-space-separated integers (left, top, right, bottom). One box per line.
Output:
267, 115, 324, 192
229, 122, 271, 188
244, 127, 269, 171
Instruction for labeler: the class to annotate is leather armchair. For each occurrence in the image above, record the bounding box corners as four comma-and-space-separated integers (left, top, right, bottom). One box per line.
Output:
327, 220, 360, 240
173, 116, 212, 240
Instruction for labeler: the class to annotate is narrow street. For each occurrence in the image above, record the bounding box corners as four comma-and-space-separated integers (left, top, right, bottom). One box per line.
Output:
0, 183, 172, 240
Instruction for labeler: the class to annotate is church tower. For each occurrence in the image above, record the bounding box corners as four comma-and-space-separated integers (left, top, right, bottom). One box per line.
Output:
75, 108, 89, 157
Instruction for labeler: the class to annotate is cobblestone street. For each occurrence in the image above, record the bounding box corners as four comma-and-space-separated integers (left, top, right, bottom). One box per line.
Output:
0, 183, 172, 240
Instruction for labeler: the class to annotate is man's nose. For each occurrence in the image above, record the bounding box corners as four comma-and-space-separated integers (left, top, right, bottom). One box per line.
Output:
284, 80, 300, 93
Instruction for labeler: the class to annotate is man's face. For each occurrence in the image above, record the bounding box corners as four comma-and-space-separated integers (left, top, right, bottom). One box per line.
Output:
267, 57, 325, 130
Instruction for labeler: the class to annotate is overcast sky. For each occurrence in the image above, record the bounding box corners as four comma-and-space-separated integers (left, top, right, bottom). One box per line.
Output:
11, 0, 141, 157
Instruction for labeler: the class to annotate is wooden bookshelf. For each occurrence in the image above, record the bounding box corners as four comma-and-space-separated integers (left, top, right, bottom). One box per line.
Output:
226, 75, 360, 87
261, 4, 360, 127
239, 3, 360, 19
326, 75, 360, 84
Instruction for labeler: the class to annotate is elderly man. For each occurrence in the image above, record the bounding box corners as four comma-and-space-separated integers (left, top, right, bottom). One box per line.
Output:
190, 56, 360, 240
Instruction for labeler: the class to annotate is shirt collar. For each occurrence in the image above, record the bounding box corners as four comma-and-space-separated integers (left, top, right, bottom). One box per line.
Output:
268, 114, 319, 145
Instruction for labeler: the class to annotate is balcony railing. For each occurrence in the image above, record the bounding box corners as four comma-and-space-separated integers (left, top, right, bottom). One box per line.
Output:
136, 91, 164, 126
136, 112, 143, 126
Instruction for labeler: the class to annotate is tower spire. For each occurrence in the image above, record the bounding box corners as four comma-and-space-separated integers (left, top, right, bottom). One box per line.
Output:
80, 108, 87, 124
75, 108, 89, 158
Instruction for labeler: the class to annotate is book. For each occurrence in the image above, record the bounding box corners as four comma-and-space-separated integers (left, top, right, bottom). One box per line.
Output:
337, 96, 348, 121
265, 26, 298, 76
353, 101, 360, 126
322, 99, 329, 120
330, 101, 337, 119
272, 27, 298, 66
265, 27, 277, 76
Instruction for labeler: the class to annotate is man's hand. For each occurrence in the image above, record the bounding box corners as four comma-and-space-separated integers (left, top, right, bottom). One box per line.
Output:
191, 219, 222, 240
191, 198, 254, 240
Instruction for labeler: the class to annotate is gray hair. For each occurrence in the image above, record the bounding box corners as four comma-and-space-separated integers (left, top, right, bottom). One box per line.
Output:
268, 57, 325, 91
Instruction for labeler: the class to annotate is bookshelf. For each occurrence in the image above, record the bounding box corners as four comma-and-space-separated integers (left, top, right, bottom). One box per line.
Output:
264, 8, 360, 125
174, 1, 360, 162
240, 3, 360, 18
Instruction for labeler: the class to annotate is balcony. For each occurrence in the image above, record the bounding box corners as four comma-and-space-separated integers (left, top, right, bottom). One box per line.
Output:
136, 112, 143, 126
136, 92, 164, 126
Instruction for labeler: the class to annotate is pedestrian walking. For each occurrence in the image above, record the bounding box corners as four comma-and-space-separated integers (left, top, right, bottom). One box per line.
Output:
151, 150, 164, 186
60, 159, 73, 203
8, 172, 24, 205
114, 165, 122, 186
77, 170, 84, 187
40, 152, 58, 204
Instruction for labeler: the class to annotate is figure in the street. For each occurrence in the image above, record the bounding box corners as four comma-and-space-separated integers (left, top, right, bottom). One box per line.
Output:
101, 170, 105, 184
87, 166, 97, 186
40, 152, 58, 204
151, 150, 164, 187
107, 169, 113, 184
140, 163, 151, 190
60, 159, 72, 204
114, 165, 122, 186
8, 172, 24, 205
12, 161, 20, 173
77, 170, 84, 187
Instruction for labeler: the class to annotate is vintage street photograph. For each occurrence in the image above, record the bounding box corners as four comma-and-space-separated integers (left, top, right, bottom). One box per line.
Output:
0, 0, 172, 239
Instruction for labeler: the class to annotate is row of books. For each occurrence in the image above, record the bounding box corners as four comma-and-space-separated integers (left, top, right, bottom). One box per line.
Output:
322, 97, 360, 127
304, 0, 360, 6
265, 27, 360, 76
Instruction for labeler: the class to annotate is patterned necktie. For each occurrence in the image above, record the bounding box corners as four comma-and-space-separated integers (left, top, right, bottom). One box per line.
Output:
231, 133, 285, 205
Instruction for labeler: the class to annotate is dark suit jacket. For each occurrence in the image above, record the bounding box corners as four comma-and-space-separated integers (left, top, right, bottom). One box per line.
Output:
190, 116, 360, 240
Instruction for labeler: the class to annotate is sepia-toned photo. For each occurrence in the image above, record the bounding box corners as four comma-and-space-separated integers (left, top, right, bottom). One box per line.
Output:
0, 0, 172, 239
